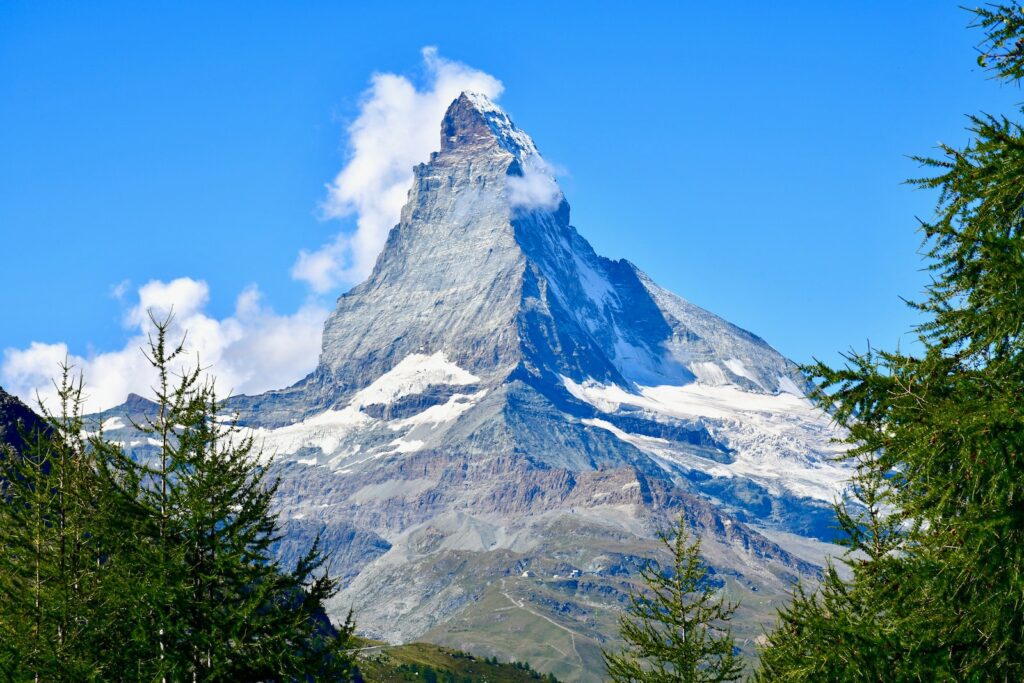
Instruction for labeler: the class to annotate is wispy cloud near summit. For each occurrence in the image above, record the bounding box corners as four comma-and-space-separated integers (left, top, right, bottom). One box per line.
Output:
508, 156, 564, 212
292, 48, 504, 293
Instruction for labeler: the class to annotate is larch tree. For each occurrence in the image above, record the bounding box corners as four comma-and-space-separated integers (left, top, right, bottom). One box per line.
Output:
0, 316, 359, 681
100, 315, 358, 681
603, 515, 743, 682
0, 367, 141, 681
757, 4, 1024, 679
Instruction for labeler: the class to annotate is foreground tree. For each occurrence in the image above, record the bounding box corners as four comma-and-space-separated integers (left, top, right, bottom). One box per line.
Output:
755, 461, 932, 680
0, 317, 358, 681
758, 4, 1024, 679
102, 316, 358, 681
0, 368, 142, 681
603, 515, 743, 682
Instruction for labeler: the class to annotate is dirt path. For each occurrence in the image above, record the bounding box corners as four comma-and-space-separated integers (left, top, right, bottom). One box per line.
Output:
499, 578, 583, 667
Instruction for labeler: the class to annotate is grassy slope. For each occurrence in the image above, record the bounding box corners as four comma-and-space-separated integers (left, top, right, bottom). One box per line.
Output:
354, 639, 560, 682
420, 573, 782, 682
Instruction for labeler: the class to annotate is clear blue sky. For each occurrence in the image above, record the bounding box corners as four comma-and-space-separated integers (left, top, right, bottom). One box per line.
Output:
1, 1, 1019, 386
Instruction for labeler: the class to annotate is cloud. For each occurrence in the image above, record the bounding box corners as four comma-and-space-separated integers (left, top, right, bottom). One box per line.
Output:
2, 278, 329, 413
507, 156, 563, 211
1, 51, 535, 412
110, 279, 131, 301
292, 47, 505, 293
292, 234, 352, 294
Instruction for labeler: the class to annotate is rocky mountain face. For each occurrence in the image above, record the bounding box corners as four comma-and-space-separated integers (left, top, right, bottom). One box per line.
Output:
0, 386, 48, 455
97, 93, 849, 682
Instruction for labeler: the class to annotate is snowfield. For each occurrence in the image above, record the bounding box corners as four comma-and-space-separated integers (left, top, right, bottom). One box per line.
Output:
563, 376, 851, 503
249, 353, 485, 467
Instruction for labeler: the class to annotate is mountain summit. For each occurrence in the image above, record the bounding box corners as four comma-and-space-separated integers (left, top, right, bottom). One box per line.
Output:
441, 91, 540, 156
102, 93, 849, 682
301, 91, 807, 411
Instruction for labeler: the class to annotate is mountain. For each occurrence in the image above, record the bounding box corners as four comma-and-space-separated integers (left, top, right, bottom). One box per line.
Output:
0, 385, 48, 455
98, 93, 849, 682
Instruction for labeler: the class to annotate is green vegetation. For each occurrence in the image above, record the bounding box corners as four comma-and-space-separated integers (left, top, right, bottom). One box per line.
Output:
602, 515, 743, 682
0, 317, 356, 681
355, 639, 561, 682
755, 4, 1024, 679
0, 366, 133, 680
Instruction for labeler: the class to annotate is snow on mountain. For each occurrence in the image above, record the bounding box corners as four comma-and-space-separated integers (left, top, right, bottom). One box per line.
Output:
455, 91, 540, 157
250, 352, 486, 469
95, 92, 851, 683
564, 377, 848, 502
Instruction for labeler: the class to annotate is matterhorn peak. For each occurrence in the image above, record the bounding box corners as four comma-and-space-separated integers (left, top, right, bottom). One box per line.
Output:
440, 91, 538, 158
90, 81, 850, 682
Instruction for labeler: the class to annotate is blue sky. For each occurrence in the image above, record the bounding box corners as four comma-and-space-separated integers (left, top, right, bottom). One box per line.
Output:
1, 1, 1019, 408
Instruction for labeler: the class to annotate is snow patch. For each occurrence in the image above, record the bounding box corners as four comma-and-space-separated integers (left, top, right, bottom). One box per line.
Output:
573, 253, 616, 312
352, 352, 479, 407
252, 406, 371, 459
776, 375, 806, 397
567, 377, 850, 502
689, 362, 728, 386
723, 359, 763, 388
391, 390, 488, 428
386, 438, 426, 454
252, 353, 484, 467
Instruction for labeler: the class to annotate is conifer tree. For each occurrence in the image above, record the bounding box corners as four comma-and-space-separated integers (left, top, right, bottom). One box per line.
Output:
758, 4, 1024, 678
0, 317, 358, 681
0, 366, 140, 681
0, 390, 62, 681
754, 458, 939, 679
100, 315, 358, 681
603, 515, 743, 682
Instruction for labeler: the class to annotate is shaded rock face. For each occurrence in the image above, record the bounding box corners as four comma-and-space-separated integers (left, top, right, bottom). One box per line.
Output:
0, 386, 47, 455
98, 93, 849, 682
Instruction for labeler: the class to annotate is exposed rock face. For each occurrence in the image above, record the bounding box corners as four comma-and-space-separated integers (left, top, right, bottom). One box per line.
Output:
97, 93, 850, 682
0, 385, 47, 455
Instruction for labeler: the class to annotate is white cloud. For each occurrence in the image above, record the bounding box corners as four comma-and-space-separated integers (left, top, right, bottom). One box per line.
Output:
110, 279, 131, 301
1, 51, 542, 413
507, 156, 563, 211
292, 47, 505, 293
2, 278, 329, 413
292, 234, 352, 295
